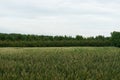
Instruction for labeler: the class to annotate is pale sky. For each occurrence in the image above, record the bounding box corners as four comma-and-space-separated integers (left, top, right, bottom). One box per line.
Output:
0, 0, 120, 37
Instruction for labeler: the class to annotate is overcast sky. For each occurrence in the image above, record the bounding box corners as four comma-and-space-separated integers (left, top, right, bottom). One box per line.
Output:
0, 0, 120, 37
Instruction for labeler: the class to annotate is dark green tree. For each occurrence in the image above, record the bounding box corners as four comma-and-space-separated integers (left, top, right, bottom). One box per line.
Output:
111, 31, 120, 47
76, 35, 84, 40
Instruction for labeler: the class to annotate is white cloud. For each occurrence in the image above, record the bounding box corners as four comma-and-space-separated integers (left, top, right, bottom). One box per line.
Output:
0, 0, 120, 36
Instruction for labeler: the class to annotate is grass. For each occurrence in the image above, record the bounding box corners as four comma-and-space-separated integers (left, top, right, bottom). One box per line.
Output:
0, 47, 120, 80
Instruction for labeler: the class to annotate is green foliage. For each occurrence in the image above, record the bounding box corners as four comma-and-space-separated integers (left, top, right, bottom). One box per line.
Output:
0, 40, 111, 47
0, 47, 120, 80
111, 31, 120, 47
0, 33, 112, 47
95, 35, 105, 40
76, 35, 83, 40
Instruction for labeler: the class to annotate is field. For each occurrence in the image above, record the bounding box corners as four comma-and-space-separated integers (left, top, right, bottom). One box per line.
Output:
0, 47, 120, 80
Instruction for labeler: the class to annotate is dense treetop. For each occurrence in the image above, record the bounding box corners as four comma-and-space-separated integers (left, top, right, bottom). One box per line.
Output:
0, 33, 110, 41
0, 31, 119, 47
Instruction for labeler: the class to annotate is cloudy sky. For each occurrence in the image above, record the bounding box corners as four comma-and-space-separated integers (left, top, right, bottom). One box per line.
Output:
0, 0, 120, 37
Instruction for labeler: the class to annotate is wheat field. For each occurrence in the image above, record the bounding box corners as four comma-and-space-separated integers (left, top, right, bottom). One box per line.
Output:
0, 47, 120, 80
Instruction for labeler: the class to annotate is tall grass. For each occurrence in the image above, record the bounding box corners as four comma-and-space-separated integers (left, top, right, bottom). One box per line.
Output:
0, 47, 120, 80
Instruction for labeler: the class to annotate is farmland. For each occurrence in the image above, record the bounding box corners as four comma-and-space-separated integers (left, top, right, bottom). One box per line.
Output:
0, 47, 120, 80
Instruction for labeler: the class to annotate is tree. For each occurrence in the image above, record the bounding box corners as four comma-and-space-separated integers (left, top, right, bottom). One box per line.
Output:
111, 31, 120, 47
76, 35, 83, 40
95, 35, 105, 40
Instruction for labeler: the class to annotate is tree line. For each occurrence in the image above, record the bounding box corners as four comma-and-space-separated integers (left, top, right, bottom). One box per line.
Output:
0, 31, 119, 47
